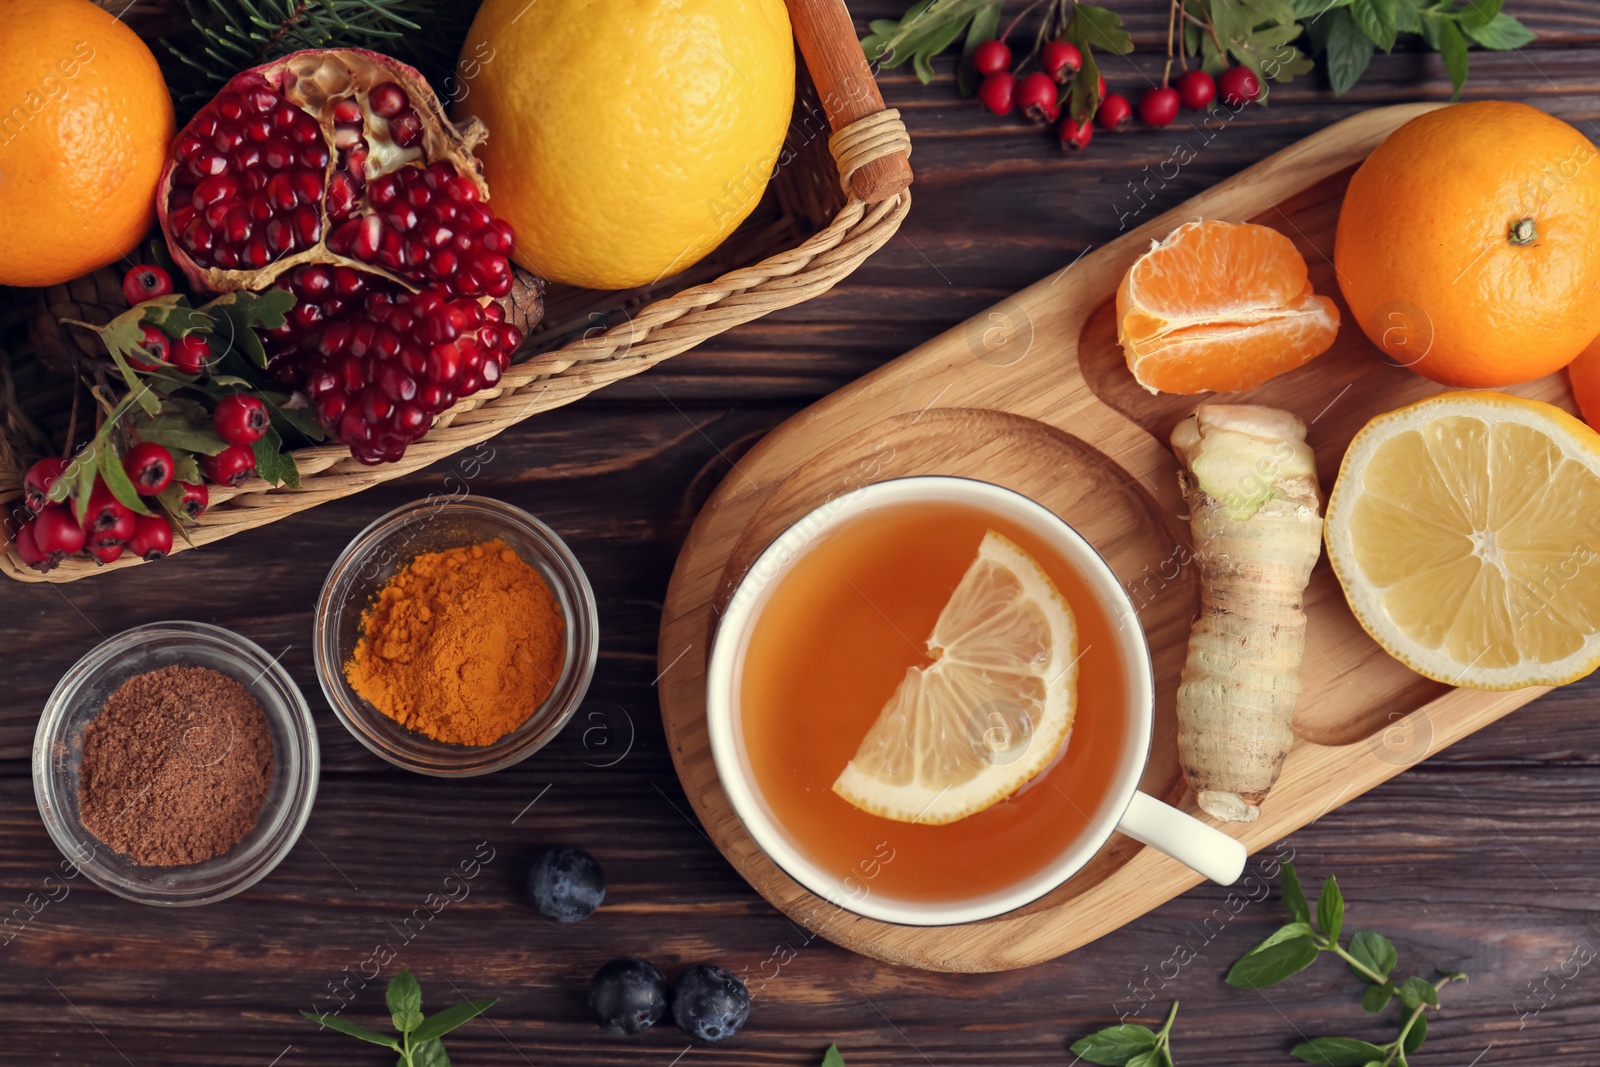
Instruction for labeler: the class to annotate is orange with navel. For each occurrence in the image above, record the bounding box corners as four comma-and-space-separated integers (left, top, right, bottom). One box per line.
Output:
1335, 101, 1600, 388
0, 0, 175, 287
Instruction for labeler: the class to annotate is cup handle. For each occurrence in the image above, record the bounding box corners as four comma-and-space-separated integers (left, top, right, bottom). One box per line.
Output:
1116, 790, 1247, 886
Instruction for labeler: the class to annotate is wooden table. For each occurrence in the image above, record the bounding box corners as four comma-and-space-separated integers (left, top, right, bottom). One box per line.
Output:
5, 6, 1599, 1063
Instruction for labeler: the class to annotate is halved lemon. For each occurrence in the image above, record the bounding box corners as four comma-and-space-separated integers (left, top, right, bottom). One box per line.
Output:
1324, 391, 1600, 690
832, 530, 1079, 825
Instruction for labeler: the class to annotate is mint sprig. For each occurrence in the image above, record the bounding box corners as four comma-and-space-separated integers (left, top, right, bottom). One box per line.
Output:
302, 969, 497, 1067
1300, 0, 1535, 98
1226, 863, 1467, 1066
1071, 1001, 1180, 1066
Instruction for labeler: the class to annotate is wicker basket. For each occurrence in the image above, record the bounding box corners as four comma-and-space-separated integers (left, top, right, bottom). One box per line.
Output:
0, 2, 912, 583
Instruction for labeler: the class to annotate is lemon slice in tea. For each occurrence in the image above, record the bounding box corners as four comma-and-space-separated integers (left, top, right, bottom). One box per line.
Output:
1324, 391, 1600, 690
832, 530, 1079, 825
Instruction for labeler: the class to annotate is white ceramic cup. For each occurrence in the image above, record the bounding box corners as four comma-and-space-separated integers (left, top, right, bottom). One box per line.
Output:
706, 476, 1246, 926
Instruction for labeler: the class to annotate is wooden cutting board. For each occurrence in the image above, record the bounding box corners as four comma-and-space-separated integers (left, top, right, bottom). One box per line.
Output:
656, 103, 1570, 973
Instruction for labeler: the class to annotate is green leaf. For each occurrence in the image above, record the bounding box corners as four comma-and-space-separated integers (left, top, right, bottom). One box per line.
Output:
1393, 0, 1422, 33
1226, 936, 1321, 988
412, 1037, 451, 1067
1323, 8, 1375, 94
135, 417, 229, 457
878, 0, 989, 67
392, 1009, 424, 1033
97, 446, 156, 516
1453, 0, 1503, 28
408, 999, 498, 1045
1281, 863, 1310, 924
912, 48, 936, 83
251, 429, 300, 489
169, 451, 202, 488
1349, 0, 1397, 51
1403, 1013, 1428, 1054
1398, 976, 1438, 1011
1437, 15, 1469, 99
265, 393, 327, 445
1461, 12, 1535, 50
203, 289, 296, 370
1070, 1024, 1159, 1065
1070, 3, 1134, 54
299, 1012, 400, 1050
1361, 981, 1396, 1014
1125, 1053, 1161, 1067
1067, 48, 1103, 124
71, 444, 100, 525
955, 1, 1001, 96
822, 1045, 848, 1067
1256, 922, 1318, 952
1291, 0, 1349, 16
388, 973, 422, 1017
141, 299, 213, 339
1290, 1037, 1389, 1066
1317, 876, 1343, 944
1347, 931, 1396, 982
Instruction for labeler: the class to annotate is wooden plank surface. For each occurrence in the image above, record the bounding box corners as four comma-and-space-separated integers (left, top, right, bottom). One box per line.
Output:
4, 6, 1600, 1062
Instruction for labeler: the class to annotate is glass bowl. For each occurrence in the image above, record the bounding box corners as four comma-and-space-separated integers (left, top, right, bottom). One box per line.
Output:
33, 621, 320, 907
314, 496, 598, 776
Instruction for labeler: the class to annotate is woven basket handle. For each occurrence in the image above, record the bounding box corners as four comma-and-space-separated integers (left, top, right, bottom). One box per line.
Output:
787, 0, 913, 203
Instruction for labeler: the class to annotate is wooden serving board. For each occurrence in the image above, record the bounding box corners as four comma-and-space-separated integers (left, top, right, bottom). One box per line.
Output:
656, 104, 1572, 973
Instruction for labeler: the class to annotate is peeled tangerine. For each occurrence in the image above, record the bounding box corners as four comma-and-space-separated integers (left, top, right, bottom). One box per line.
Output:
1118, 220, 1340, 395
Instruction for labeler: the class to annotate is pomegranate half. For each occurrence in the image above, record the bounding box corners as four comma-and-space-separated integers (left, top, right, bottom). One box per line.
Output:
157, 49, 539, 465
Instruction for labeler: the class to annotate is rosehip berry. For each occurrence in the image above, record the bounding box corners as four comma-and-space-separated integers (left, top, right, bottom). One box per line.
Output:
88, 541, 124, 565
126, 514, 173, 562
1016, 71, 1060, 124
213, 394, 270, 445
1138, 86, 1181, 128
977, 71, 1017, 116
1176, 69, 1216, 110
88, 506, 135, 548
171, 334, 212, 376
84, 480, 132, 533
201, 442, 256, 487
1059, 114, 1094, 151
1098, 93, 1133, 132
1098, 73, 1107, 99
1040, 40, 1082, 84
1219, 65, 1261, 106
121, 265, 173, 307
122, 442, 175, 495
129, 324, 170, 372
23, 456, 70, 513
971, 38, 1011, 77
31, 505, 86, 558
175, 481, 209, 518
14, 521, 54, 572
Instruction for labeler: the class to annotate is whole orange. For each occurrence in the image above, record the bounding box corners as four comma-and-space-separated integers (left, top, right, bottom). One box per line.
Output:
0, 0, 175, 287
1335, 101, 1600, 388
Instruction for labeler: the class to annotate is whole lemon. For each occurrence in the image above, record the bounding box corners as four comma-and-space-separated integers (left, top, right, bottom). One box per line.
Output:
456, 0, 794, 290
0, 0, 175, 287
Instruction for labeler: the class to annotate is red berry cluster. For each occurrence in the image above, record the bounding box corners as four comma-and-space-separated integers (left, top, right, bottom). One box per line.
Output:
14, 454, 203, 572
972, 36, 1263, 150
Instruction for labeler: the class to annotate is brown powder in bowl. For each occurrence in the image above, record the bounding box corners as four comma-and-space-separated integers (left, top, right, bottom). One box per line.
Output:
77, 665, 275, 867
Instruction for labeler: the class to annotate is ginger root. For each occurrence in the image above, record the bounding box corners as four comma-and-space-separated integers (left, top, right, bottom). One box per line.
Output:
1170, 404, 1323, 823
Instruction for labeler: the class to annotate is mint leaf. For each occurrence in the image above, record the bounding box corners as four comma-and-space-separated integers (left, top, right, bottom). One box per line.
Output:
1125, 1052, 1161, 1067
1349, 0, 1397, 51
822, 1045, 848, 1067
1281, 863, 1310, 924
1398, 976, 1438, 1011
1257, 921, 1318, 952
1291, 1036, 1388, 1066
1437, 15, 1469, 98
1361, 981, 1395, 1014
1070, 1024, 1158, 1065
392, 1009, 424, 1033
299, 1012, 400, 1050
1461, 12, 1534, 50
1317, 876, 1344, 943
1323, 8, 1374, 94
1402, 1012, 1428, 1054
1347, 931, 1396, 982
388, 970, 423, 1016
409, 998, 498, 1045
1226, 935, 1320, 988
1453, 0, 1503, 27
413, 1037, 451, 1067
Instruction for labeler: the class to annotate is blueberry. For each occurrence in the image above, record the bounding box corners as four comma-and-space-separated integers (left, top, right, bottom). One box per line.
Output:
528, 846, 605, 923
589, 958, 669, 1036
672, 963, 751, 1043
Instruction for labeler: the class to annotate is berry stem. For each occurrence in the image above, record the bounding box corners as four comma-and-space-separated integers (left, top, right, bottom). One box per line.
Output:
1509, 216, 1539, 245
1164, 0, 1178, 86
1001, 0, 1045, 46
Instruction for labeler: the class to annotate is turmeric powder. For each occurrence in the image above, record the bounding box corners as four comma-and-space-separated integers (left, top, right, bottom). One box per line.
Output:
345, 538, 566, 746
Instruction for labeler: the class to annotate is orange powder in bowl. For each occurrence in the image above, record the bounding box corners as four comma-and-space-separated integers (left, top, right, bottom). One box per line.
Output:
345, 539, 565, 745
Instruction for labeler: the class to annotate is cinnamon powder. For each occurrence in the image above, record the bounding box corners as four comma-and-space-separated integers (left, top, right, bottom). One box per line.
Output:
77, 665, 275, 867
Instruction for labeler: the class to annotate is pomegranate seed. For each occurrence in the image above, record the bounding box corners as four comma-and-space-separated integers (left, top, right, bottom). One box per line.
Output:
379, 230, 404, 270
244, 170, 269, 193
192, 174, 239, 208
264, 141, 295, 169
484, 270, 512, 298
406, 184, 431, 208
291, 113, 321, 143
292, 205, 321, 245
318, 394, 347, 425
294, 265, 332, 297
190, 150, 228, 178
176, 133, 205, 160
213, 126, 244, 152
217, 95, 243, 121
244, 237, 270, 268
245, 117, 273, 142
293, 169, 323, 203
406, 238, 428, 267
333, 97, 362, 124
352, 216, 382, 260
224, 209, 252, 244
459, 204, 493, 233
420, 223, 454, 249
386, 205, 418, 233
233, 144, 264, 170
445, 176, 481, 204
389, 111, 422, 147
215, 246, 240, 269
169, 206, 196, 232
248, 195, 273, 222
338, 406, 372, 445
266, 219, 293, 254
370, 175, 400, 207
300, 143, 330, 170
267, 173, 297, 210
456, 271, 483, 297
432, 200, 459, 224
293, 302, 325, 331
380, 366, 417, 401
243, 87, 277, 114
345, 148, 368, 181
481, 359, 501, 386
334, 267, 364, 297
368, 83, 407, 118
272, 102, 298, 130
194, 113, 218, 137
